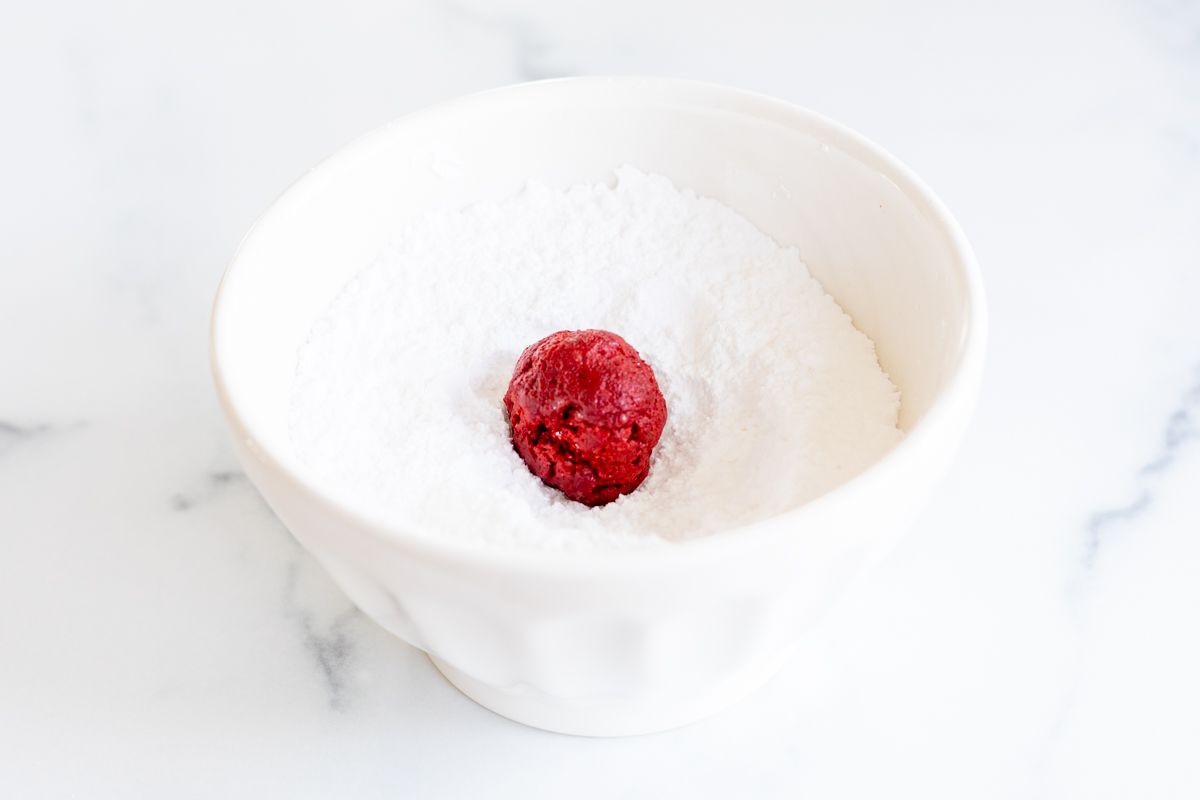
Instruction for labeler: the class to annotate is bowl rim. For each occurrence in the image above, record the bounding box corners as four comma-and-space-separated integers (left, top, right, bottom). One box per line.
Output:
211, 75, 988, 574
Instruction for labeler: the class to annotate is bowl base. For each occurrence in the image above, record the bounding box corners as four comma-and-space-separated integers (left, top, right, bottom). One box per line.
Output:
428, 650, 791, 737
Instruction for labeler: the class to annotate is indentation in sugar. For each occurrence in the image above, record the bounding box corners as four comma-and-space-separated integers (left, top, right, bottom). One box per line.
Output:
289, 166, 903, 551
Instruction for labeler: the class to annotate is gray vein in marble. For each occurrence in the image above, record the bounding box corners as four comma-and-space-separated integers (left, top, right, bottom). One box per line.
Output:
282, 557, 359, 711
1034, 364, 1200, 796
1080, 364, 1200, 568
507, 16, 557, 81
0, 420, 53, 457
439, 0, 564, 81
203, 467, 363, 710
169, 469, 246, 511
1080, 492, 1151, 568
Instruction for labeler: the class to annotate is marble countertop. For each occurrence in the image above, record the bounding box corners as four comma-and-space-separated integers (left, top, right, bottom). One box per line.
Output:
3, 0, 1199, 796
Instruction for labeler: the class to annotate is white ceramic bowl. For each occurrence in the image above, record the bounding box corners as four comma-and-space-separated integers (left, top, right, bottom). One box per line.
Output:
211, 77, 986, 736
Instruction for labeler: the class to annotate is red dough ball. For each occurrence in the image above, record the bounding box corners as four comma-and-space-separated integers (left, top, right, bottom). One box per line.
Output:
504, 330, 668, 506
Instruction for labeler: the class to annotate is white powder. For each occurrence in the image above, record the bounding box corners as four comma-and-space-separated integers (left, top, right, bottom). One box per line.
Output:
289, 167, 903, 551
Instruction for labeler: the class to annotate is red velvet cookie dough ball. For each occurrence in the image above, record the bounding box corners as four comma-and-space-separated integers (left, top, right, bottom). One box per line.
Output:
504, 329, 668, 506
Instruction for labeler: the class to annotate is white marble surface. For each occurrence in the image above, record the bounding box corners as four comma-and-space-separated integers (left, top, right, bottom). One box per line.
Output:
3, 0, 1199, 796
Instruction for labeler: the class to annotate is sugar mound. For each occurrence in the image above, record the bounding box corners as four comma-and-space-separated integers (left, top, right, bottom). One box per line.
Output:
289, 167, 903, 551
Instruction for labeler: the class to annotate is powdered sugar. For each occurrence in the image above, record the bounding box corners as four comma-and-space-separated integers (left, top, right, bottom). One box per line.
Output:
289, 167, 903, 551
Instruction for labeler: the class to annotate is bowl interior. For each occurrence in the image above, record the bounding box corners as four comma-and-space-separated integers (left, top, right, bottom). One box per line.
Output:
213, 78, 976, 489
